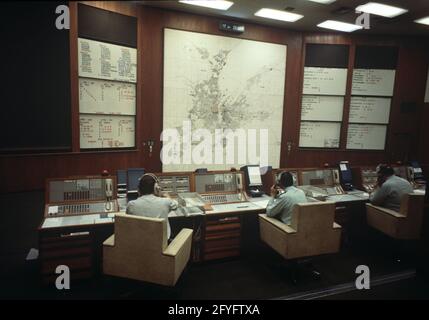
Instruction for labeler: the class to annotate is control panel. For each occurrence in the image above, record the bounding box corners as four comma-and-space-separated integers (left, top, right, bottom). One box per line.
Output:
299, 169, 340, 187
157, 173, 192, 196
352, 166, 378, 193
298, 169, 344, 197
44, 176, 119, 218
47, 176, 117, 203
194, 171, 247, 204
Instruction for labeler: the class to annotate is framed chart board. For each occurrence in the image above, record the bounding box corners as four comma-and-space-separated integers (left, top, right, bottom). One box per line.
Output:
299, 122, 341, 148
80, 114, 135, 149
301, 95, 344, 121
79, 78, 136, 115
78, 38, 137, 83
349, 96, 391, 124
346, 124, 387, 150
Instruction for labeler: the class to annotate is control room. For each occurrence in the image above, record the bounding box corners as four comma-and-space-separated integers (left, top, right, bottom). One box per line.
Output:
1, 0, 429, 301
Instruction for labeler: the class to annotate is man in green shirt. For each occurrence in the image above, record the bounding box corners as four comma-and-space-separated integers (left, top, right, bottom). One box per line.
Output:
266, 171, 308, 225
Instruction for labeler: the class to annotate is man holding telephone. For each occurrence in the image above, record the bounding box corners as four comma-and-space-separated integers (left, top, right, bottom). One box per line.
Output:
126, 173, 178, 240
369, 164, 413, 212
266, 171, 307, 225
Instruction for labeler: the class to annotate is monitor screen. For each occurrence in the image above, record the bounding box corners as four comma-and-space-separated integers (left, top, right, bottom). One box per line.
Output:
117, 170, 127, 186
339, 163, 352, 184
127, 168, 145, 192
247, 166, 262, 186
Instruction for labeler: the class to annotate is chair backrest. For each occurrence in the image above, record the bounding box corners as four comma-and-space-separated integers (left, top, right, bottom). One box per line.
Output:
290, 201, 336, 233
114, 213, 168, 253
287, 201, 338, 257
398, 193, 425, 238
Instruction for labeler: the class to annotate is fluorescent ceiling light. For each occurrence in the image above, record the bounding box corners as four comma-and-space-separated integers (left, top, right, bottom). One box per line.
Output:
178, 0, 234, 11
317, 20, 363, 32
415, 16, 429, 26
254, 8, 303, 22
307, 0, 336, 4
355, 2, 408, 18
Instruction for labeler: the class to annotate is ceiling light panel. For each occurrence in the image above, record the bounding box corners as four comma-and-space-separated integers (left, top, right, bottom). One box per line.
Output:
254, 8, 304, 22
355, 2, 408, 18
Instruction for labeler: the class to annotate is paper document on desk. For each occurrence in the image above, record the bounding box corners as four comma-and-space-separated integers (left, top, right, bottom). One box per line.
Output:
252, 199, 270, 209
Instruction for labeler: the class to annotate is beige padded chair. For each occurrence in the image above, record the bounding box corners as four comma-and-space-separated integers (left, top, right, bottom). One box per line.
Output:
366, 193, 425, 240
259, 202, 342, 260
103, 213, 193, 287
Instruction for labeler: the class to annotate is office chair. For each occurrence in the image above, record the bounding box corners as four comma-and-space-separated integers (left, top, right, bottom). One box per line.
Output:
259, 202, 341, 284
366, 193, 425, 262
103, 213, 193, 286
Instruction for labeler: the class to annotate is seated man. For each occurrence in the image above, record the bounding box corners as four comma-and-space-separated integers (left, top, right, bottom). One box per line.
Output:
266, 171, 308, 224
370, 164, 413, 212
126, 173, 178, 240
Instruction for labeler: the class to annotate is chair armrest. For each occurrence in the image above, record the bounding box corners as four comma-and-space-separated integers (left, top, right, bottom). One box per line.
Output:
259, 214, 297, 234
163, 228, 193, 257
103, 234, 115, 247
366, 203, 405, 218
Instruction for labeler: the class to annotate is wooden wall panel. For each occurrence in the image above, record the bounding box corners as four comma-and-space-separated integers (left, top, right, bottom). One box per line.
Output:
1, 3, 428, 193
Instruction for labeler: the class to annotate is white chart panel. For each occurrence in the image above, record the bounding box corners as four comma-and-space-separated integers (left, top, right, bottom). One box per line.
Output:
351, 69, 395, 96
299, 122, 341, 148
349, 96, 391, 124
79, 78, 136, 115
301, 95, 344, 121
346, 124, 387, 150
80, 114, 135, 149
303, 67, 348, 95
78, 38, 137, 83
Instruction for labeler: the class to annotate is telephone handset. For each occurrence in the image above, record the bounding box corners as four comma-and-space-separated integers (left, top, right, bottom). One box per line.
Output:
333, 169, 340, 184
105, 178, 113, 211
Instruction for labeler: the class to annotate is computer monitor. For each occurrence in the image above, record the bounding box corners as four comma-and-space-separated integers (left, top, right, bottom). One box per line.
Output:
409, 161, 425, 180
126, 168, 145, 193
246, 165, 262, 186
339, 162, 353, 185
117, 169, 127, 187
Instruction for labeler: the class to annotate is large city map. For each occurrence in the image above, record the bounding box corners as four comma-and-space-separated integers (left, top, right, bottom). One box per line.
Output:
163, 28, 287, 171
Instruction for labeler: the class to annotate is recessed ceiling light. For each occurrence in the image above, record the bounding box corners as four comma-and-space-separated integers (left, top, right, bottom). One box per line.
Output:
317, 20, 363, 32
306, 0, 336, 4
415, 16, 429, 26
178, 1, 234, 11
355, 2, 408, 18
254, 8, 303, 22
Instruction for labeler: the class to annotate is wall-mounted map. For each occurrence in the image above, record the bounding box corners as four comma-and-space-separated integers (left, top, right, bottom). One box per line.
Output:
80, 114, 135, 149
78, 38, 137, 83
79, 78, 136, 115
163, 28, 286, 171
303, 67, 348, 95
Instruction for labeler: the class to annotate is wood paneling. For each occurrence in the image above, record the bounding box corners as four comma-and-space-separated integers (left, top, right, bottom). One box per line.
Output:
1, 3, 429, 193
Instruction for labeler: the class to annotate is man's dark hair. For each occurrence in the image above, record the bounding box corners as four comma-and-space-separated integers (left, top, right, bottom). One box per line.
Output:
279, 171, 294, 188
138, 175, 156, 195
377, 164, 394, 177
